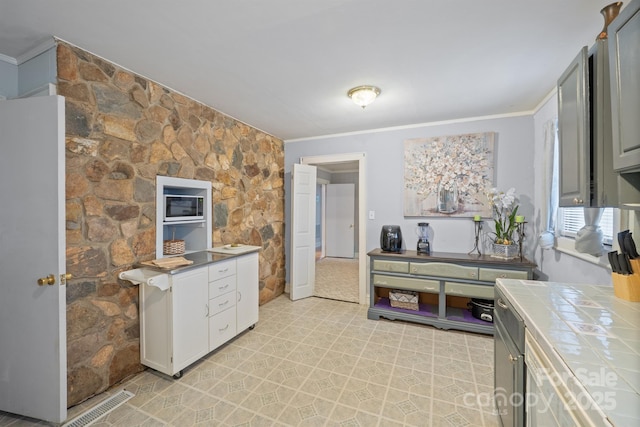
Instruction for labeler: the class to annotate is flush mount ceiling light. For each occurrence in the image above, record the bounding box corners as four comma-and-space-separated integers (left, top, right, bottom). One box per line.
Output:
347, 85, 381, 109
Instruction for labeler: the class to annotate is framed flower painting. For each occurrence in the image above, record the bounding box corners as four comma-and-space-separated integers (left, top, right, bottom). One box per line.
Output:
403, 132, 496, 217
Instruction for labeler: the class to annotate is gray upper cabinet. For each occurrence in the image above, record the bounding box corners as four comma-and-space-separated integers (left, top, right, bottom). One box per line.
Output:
608, 0, 640, 173
558, 40, 619, 207
558, 47, 589, 207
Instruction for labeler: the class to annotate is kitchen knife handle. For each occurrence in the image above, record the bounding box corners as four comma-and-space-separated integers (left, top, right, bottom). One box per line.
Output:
609, 251, 621, 273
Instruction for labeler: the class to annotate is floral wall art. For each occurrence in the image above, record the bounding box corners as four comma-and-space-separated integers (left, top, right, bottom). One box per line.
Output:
403, 132, 496, 217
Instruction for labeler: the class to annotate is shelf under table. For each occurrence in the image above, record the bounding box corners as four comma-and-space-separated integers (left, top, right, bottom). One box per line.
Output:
374, 297, 438, 317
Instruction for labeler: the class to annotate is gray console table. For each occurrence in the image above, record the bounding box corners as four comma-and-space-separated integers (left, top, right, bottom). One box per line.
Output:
367, 249, 536, 334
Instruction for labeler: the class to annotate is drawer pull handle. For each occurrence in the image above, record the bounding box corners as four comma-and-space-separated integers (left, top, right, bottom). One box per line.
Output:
497, 298, 508, 309
219, 284, 229, 290
509, 354, 519, 364
219, 324, 229, 332
219, 300, 229, 307
218, 267, 229, 273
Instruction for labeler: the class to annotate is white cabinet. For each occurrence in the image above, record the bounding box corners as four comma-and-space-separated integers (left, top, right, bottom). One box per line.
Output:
236, 252, 259, 332
139, 266, 208, 378
135, 251, 260, 378
171, 268, 209, 372
208, 258, 237, 350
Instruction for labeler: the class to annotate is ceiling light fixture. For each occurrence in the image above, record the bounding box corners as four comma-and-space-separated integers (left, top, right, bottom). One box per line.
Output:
347, 85, 381, 109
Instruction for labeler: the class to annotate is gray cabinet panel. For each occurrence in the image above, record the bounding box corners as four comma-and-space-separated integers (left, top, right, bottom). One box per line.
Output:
558, 47, 589, 207
609, 1, 640, 172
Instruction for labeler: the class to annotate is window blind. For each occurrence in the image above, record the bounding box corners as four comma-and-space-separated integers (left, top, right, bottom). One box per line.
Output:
558, 207, 614, 245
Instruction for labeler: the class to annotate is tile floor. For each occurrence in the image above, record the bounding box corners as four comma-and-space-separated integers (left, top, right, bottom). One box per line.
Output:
1, 295, 500, 426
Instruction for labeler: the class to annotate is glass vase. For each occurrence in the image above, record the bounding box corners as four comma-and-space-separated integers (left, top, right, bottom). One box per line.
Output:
437, 180, 459, 213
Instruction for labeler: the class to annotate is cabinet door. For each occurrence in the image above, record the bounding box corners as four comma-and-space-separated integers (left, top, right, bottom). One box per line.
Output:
236, 252, 259, 332
171, 267, 209, 372
558, 47, 589, 207
609, 1, 640, 172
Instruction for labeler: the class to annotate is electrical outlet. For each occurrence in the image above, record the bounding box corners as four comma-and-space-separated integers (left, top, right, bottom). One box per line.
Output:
368, 210, 375, 220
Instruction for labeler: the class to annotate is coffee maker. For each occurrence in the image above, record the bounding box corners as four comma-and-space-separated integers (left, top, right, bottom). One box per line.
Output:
380, 225, 403, 252
416, 222, 431, 254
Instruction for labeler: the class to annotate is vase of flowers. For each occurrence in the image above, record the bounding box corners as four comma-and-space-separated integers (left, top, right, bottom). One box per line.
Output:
487, 187, 519, 259
437, 179, 459, 213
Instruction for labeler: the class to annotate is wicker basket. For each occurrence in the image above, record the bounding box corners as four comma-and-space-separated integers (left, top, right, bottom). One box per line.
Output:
389, 289, 419, 310
163, 239, 185, 255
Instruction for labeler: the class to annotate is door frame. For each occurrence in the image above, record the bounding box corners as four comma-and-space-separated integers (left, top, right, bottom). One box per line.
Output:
300, 153, 366, 305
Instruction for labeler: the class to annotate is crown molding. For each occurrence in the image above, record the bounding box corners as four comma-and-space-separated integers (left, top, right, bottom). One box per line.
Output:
0, 53, 17, 65
0, 37, 56, 66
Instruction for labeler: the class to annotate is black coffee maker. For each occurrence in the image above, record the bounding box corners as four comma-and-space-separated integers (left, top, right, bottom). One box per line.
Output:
380, 225, 403, 252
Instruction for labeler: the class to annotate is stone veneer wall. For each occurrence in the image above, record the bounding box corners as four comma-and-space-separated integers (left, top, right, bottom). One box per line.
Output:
57, 42, 285, 406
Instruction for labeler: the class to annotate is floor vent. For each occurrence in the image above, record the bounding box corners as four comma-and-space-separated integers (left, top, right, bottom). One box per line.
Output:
62, 390, 134, 427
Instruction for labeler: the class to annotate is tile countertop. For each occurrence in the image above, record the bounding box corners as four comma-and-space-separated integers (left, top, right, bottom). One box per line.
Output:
496, 279, 640, 426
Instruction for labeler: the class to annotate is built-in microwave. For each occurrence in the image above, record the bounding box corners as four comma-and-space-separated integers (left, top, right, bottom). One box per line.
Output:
164, 194, 204, 221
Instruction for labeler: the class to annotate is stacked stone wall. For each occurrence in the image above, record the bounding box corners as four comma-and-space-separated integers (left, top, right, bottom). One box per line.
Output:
57, 42, 285, 405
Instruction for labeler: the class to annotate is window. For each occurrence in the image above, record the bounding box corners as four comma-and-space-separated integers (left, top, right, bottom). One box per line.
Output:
558, 207, 615, 246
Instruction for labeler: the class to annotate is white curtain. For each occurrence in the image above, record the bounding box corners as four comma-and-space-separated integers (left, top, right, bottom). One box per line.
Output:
538, 119, 558, 249
575, 208, 605, 256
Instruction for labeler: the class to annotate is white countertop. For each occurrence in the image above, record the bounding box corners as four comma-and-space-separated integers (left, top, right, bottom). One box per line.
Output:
496, 279, 640, 426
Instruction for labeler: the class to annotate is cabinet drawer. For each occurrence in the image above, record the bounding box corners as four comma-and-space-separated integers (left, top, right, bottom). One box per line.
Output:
209, 259, 236, 281
410, 262, 478, 280
208, 276, 236, 299
373, 274, 439, 293
209, 307, 236, 350
479, 268, 528, 282
372, 260, 409, 273
444, 282, 493, 299
208, 292, 236, 317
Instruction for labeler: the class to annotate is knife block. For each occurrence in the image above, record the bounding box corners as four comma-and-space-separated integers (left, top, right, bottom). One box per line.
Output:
612, 258, 640, 302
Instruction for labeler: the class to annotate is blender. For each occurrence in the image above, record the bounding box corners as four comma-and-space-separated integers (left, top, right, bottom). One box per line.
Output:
416, 222, 431, 254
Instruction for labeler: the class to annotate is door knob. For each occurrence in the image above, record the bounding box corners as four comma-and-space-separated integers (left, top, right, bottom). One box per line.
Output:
60, 273, 72, 285
37, 274, 56, 286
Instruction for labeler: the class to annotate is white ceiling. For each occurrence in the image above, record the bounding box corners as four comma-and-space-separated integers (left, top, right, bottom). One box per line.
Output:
0, 0, 616, 141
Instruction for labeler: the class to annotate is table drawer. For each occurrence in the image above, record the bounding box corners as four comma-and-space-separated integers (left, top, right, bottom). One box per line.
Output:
410, 262, 478, 280
444, 282, 494, 299
479, 268, 528, 282
372, 260, 409, 273
373, 274, 439, 293
209, 276, 236, 299
208, 291, 236, 317
209, 307, 236, 350
209, 259, 236, 281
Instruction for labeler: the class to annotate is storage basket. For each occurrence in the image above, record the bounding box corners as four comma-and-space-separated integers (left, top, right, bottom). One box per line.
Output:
163, 239, 185, 255
389, 289, 419, 310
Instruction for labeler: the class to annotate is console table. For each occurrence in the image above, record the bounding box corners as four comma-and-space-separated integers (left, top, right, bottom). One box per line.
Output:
367, 249, 536, 334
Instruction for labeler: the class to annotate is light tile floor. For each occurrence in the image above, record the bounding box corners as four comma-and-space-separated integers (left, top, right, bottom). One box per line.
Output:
1, 295, 500, 426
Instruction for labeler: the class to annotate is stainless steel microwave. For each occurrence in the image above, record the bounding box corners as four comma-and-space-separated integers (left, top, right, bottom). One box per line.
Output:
164, 195, 204, 221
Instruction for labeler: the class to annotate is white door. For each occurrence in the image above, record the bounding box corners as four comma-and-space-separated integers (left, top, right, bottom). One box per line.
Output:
325, 183, 355, 258
0, 96, 67, 422
290, 163, 317, 300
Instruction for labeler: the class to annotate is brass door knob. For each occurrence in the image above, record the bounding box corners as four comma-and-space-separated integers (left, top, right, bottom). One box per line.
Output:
37, 274, 56, 286
61, 273, 72, 284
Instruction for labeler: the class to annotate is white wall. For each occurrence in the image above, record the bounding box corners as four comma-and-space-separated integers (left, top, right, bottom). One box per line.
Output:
285, 114, 536, 282
532, 95, 612, 285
